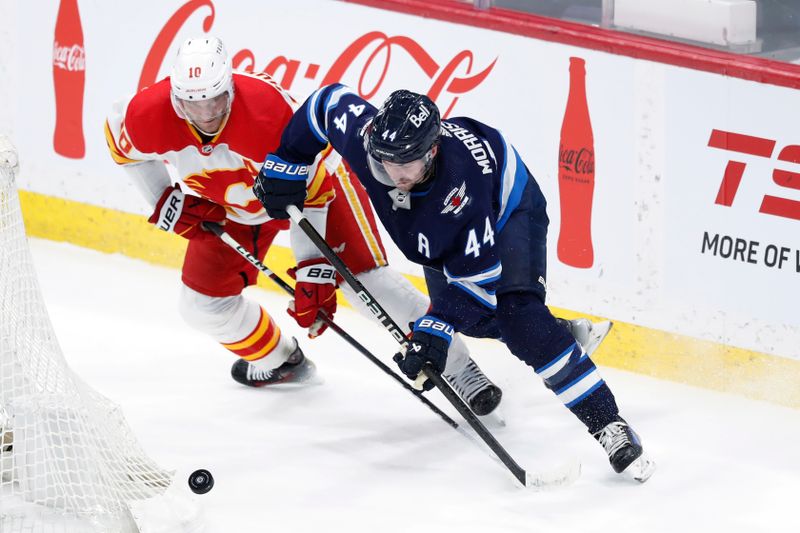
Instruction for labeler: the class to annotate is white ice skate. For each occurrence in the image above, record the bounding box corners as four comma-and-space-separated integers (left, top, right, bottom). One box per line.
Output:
560, 318, 613, 357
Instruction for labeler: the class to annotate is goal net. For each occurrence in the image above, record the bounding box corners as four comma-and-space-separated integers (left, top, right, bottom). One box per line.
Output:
0, 136, 178, 532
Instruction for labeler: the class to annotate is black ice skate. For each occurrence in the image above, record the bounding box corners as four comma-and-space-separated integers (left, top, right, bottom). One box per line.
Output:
593, 416, 656, 483
444, 358, 502, 416
230, 340, 316, 387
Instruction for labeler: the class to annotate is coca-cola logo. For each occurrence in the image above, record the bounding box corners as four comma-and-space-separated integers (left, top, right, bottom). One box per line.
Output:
53, 42, 85, 71
138, 0, 496, 117
559, 145, 594, 174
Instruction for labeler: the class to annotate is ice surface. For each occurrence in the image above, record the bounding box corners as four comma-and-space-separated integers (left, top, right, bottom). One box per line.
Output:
23, 238, 800, 533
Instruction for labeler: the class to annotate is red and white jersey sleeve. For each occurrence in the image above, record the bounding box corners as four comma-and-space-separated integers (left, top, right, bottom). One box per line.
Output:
105, 71, 334, 225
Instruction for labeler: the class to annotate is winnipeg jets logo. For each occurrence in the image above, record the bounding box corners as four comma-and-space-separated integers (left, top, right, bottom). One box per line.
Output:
441, 181, 469, 215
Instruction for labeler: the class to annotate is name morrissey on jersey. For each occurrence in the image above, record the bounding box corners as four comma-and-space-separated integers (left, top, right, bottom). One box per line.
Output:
441, 122, 494, 175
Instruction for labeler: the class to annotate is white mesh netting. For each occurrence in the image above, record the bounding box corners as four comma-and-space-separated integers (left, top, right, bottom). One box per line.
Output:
0, 136, 176, 532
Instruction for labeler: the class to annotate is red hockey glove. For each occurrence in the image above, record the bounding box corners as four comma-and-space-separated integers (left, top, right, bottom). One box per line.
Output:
287, 258, 338, 338
148, 184, 226, 240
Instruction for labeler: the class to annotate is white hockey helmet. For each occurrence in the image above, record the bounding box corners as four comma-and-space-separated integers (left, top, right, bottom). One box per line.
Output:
169, 36, 234, 123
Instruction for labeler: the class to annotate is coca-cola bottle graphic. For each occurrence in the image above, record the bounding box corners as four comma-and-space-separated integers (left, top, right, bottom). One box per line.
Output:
557, 57, 595, 268
53, 0, 86, 158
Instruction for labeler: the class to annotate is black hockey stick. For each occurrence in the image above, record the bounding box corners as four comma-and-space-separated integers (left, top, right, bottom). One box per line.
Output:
284, 205, 568, 488
202, 221, 458, 430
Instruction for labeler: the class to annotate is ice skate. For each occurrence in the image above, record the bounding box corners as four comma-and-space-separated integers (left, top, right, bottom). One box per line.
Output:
593, 416, 656, 483
559, 318, 612, 357
231, 340, 316, 387
444, 358, 502, 417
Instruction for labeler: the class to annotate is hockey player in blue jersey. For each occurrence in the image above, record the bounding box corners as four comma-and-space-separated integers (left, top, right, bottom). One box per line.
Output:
254, 84, 654, 482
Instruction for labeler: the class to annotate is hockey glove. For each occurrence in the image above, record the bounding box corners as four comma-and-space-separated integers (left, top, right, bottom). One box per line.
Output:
148, 184, 226, 240
287, 258, 338, 338
393, 316, 453, 391
254, 154, 310, 219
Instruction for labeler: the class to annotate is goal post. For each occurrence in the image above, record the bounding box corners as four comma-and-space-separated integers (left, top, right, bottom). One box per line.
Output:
0, 136, 189, 532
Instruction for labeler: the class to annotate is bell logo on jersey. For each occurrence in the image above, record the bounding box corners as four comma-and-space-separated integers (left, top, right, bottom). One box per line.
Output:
441, 181, 469, 215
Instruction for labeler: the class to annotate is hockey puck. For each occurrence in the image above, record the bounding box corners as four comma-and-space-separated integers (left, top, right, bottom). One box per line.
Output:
188, 469, 214, 494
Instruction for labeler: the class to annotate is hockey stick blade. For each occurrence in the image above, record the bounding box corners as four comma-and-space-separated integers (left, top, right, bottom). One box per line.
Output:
525, 458, 581, 490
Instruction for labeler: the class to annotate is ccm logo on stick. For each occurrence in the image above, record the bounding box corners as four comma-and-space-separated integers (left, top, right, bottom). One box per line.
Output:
708, 129, 800, 221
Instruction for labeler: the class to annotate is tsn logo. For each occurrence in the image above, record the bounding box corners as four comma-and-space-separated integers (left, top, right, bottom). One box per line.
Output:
708, 129, 800, 221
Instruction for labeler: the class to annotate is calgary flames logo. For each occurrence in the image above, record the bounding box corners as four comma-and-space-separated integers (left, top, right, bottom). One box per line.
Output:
184, 161, 263, 213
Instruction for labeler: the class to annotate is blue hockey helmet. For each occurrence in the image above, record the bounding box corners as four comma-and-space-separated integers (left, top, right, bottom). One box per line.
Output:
366, 90, 441, 188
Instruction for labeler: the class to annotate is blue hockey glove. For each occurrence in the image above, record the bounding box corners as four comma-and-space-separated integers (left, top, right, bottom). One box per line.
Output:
254, 154, 310, 219
393, 315, 454, 391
